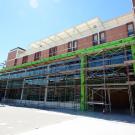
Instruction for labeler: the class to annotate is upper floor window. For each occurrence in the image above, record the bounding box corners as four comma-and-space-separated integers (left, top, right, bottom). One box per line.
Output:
127, 23, 134, 37
99, 32, 106, 44
34, 51, 41, 61
68, 40, 78, 52
14, 59, 17, 66
49, 47, 57, 57
22, 56, 28, 64
92, 34, 98, 46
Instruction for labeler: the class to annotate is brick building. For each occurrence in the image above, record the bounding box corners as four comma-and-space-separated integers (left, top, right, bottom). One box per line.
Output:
6, 12, 135, 67
0, 2, 135, 114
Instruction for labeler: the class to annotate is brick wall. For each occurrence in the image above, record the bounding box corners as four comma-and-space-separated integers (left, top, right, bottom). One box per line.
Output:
6, 48, 25, 67
57, 43, 67, 55
41, 49, 49, 59
78, 35, 93, 49
28, 54, 35, 62
6, 23, 130, 67
6, 50, 18, 67
6, 60, 15, 67
106, 25, 128, 42
7, 50, 17, 61
17, 58, 22, 65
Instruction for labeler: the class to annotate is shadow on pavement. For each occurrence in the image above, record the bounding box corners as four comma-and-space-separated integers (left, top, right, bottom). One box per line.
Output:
2, 103, 135, 124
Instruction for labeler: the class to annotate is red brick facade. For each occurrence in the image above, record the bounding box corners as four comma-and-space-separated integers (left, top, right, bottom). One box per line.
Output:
6, 23, 131, 67
6, 60, 15, 67
6, 48, 25, 67
41, 50, 49, 59
57, 43, 67, 55
28, 54, 35, 62
106, 25, 128, 42
7, 50, 17, 61
78, 35, 93, 49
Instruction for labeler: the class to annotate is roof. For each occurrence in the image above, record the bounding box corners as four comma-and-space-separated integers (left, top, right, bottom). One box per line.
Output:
17, 12, 134, 58
10, 47, 26, 52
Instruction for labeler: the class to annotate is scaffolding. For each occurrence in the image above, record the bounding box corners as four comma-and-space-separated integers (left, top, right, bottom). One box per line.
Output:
86, 45, 135, 114
0, 36, 135, 114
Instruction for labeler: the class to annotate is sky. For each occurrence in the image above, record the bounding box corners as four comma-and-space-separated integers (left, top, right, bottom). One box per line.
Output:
0, 0, 133, 65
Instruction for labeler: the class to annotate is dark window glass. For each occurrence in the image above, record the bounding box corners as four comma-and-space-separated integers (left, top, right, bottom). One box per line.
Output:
68, 40, 78, 52
22, 56, 28, 64
49, 47, 57, 57
99, 32, 106, 44
93, 34, 98, 45
68, 42, 72, 52
14, 59, 17, 66
127, 23, 134, 37
34, 51, 41, 61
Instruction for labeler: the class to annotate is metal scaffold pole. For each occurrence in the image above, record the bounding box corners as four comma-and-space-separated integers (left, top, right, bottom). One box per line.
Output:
4, 80, 9, 101
4, 73, 10, 101
131, 44, 135, 73
20, 78, 25, 100
125, 46, 134, 115
80, 55, 87, 111
44, 66, 49, 102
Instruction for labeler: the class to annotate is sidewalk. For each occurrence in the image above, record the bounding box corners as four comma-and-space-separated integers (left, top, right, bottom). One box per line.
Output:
0, 104, 135, 135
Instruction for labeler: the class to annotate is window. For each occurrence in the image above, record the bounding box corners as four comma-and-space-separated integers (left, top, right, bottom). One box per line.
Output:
49, 47, 57, 57
92, 34, 98, 45
99, 32, 106, 44
22, 56, 28, 64
68, 42, 72, 52
34, 51, 41, 61
68, 40, 78, 52
127, 23, 134, 37
14, 59, 17, 66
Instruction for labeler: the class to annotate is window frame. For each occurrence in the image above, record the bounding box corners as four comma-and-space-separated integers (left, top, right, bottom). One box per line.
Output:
99, 31, 106, 44
92, 34, 98, 46
49, 47, 57, 57
68, 40, 78, 52
14, 59, 17, 66
127, 22, 134, 37
34, 51, 41, 61
22, 56, 28, 64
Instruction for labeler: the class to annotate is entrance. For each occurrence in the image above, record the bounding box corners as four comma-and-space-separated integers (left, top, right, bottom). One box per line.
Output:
110, 90, 130, 114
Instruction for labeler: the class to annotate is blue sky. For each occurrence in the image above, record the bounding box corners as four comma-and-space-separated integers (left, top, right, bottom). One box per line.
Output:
0, 0, 132, 64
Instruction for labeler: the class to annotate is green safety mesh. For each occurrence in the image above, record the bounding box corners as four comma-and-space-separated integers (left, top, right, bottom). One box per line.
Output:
0, 36, 135, 73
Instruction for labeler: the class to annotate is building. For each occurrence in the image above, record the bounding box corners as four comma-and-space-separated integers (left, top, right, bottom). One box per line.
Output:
0, 1, 135, 114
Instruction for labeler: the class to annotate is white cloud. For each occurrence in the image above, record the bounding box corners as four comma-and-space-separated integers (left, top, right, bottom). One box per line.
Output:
29, 0, 39, 8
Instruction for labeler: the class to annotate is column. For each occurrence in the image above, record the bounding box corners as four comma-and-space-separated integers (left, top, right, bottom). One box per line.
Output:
80, 55, 87, 111
131, 45, 135, 73
44, 65, 49, 102
20, 78, 25, 100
